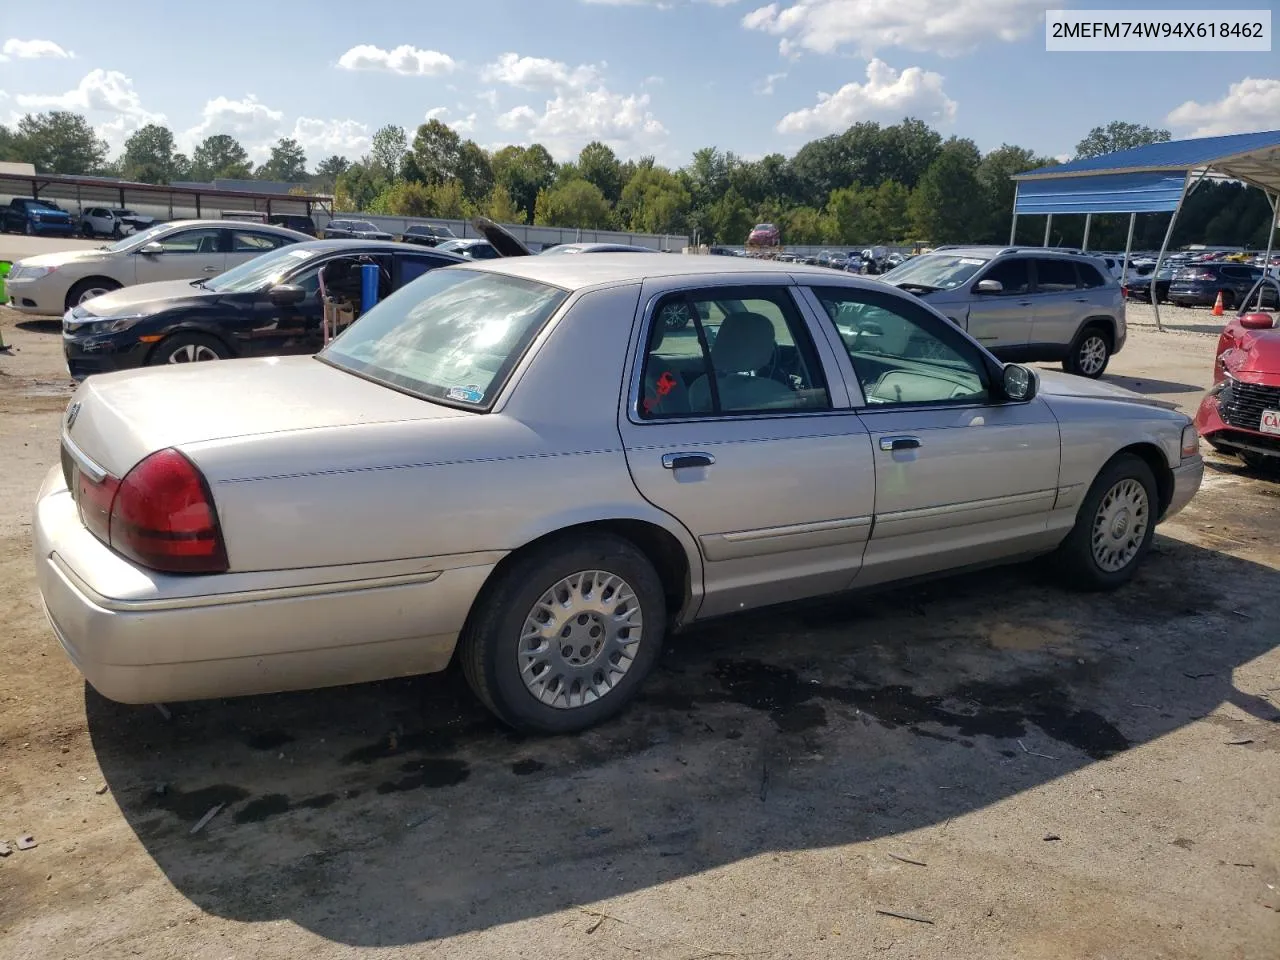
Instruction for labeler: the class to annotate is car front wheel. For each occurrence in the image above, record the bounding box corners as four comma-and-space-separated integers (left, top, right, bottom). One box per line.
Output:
1064, 326, 1111, 378
149, 332, 230, 365
460, 533, 666, 734
1054, 453, 1158, 590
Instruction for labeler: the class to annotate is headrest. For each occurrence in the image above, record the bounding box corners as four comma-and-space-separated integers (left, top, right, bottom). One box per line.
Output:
711, 312, 777, 372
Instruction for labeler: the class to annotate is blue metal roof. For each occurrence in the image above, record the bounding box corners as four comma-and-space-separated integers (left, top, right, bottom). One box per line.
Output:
1016, 129, 1280, 179
1014, 172, 1189, 215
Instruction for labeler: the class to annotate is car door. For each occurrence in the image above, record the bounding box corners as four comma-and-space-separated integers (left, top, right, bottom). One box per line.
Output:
616, 281, 875, 620
228, 229, 292, 269
802, 283, 1062, 588
132, 226, 227, 284
1028, 257, 1086, 349
963, 256, 1033, 354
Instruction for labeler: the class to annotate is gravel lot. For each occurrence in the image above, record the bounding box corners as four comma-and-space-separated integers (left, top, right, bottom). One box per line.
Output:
1, 303, 1277, 960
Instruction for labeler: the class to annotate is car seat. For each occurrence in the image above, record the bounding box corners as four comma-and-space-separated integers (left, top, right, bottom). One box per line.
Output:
688, 312, 793, 412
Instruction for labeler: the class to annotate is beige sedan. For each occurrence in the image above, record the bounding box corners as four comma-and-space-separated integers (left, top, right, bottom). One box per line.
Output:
5, 219, 311, 315
34, 255, 1203, 733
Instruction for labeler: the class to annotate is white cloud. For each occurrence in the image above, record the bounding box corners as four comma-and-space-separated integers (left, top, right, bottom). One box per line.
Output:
453, 112, 478, 134
1167, 78, 1280, 138
642, 75, 664, 86
497, 88, 666, 159
336, 44, 456, 76
291, 117, 371, 157
182, 94, 285, 160
14, 69, 163, 147
478, 88, 500, 108
757, 71, 787, 95
482, 52, 602, 91
421, 106, 476, 134
1, 38, 75, 60
424, 106, 450, 121
776, 59, 955, 134
743, 0, 1053, 57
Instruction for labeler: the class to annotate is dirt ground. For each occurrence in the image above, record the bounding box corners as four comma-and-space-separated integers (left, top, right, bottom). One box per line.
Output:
1, 303, 1278, 960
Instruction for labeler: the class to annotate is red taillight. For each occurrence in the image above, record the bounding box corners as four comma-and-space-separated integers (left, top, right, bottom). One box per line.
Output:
106, 449, 228, 574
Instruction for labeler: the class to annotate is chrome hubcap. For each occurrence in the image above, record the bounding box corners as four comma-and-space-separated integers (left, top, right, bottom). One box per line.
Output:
77, 287, 110, 304
518, 570, 642, 710
1079, 336, 1107, 375
167, 344, 220, 363
1091, 478, 1149, 572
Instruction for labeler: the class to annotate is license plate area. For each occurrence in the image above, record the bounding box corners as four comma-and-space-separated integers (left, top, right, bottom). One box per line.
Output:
1262, 409, 1280, 436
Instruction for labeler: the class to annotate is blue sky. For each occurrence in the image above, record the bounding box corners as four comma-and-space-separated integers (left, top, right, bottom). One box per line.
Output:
0, 0, 1276, 168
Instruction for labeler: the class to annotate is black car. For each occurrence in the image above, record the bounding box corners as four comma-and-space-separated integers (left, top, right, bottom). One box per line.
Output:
1169, 262, 1276, 309
268, 213, 318, 236
1124, 264, 1176, 303
61, 240, 463, 379
399, 223, 457, 247
322, 218, 395, 241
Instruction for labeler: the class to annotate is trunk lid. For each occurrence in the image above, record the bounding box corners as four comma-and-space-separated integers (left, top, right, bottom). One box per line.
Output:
62, 355, 471, 478
471, 216, 533, 257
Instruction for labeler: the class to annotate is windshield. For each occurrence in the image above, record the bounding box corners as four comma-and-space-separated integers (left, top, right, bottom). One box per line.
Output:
320, 269, 567, 407
351, 221, 378, 231
103, 222, 171, 252
204, 245, 320, 293
881, 253, 991, 290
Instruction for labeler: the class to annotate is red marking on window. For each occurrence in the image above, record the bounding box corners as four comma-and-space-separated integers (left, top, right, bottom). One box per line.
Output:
656, 372, 677, 397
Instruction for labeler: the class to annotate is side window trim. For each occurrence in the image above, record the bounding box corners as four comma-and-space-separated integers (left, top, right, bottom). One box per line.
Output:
804, 283, 995, 410
626, 282, 849, 424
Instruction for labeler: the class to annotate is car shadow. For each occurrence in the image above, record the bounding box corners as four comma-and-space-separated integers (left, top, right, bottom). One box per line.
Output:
16, 319, 61, 335
1102, 373, 1203, 395
86, 535, 1279, 947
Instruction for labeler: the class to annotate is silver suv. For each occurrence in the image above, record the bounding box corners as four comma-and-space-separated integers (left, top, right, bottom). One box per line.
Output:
880, 246, 1126, 378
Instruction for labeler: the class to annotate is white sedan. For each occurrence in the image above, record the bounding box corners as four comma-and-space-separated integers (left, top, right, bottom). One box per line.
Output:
34, 255, 1203, 733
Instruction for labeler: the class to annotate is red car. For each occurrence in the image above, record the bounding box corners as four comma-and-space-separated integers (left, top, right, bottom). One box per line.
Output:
746, 223, 780, 246
1196, 310, 1280, 470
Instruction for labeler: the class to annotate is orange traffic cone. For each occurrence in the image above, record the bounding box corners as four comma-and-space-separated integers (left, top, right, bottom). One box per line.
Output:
1211, 291, 1225, 316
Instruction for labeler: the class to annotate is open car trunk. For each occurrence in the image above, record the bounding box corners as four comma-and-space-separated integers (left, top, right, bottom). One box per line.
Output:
470, 216, 533, 257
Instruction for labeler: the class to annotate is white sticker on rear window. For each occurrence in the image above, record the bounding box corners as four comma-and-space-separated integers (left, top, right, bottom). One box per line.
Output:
958, 258, 985, 265
286, 248, 314, 259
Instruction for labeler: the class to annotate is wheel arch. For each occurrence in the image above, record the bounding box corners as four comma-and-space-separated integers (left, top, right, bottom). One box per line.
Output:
1111, 442, 1175, 517
1078, 316, 1116, 348
144, 326, 239, 364
64, 275, 123, 310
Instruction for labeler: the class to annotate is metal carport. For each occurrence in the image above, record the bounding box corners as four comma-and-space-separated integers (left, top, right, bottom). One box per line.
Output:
1012, 129, 1280, 330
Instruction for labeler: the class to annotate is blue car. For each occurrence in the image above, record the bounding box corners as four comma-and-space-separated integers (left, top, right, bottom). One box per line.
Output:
2, 197, 75, 236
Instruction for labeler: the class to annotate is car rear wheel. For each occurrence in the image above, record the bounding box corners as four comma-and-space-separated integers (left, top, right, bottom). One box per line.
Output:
460, 533, 666, 734
1064, 325, 1111, 378
1054, 453, 1158, 591
149, 332, 230, 366
66, 278, 122, 309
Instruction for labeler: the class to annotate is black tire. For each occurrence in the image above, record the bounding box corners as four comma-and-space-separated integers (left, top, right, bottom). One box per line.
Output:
1063, 324, 1111, 379
1220, 290, 1235, 311
147, 332, 231, 366
460, 533, 666, 734
1054, 453, 1158, 591
65, 277, 122, 309
80, 223, 92, 238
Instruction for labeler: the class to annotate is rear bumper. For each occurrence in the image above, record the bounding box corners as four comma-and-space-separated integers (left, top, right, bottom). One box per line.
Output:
33, 466, 495, 704
1168, 284, 1218, 305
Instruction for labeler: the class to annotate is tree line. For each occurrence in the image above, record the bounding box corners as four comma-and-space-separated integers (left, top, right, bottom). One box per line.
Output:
0, 112, 1273, 250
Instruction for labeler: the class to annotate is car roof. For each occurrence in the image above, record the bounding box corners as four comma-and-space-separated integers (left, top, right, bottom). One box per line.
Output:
146, 218, 313, 238
925, 245, 1096, 260
284, 238, 466, 259
456, 251, 845, 291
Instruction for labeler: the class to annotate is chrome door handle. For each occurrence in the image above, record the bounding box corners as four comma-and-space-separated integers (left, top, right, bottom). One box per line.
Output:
1073, 297, 1088, 302
202, 266, 220, 273
879, 435, 921, 452
1017, 300, 1033, 306
662, 452, 715, 469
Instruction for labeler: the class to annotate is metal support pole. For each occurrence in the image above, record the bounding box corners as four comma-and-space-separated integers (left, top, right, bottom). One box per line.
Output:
195, 193, 202, 218
1043, 214, 1052, 247
1009, 185, 1020, 245
1120, 212, 1136, 287
1151, 169, 1209, 332
1082, 213, 1092, 251
1255, 191, 1277, 310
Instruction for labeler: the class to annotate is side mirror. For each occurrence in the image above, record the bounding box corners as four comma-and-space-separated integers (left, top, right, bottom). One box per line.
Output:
268, 283, 307, 306
139, 242, 163, 256
975, 279, 1003, 294
1239, 312, 1276, 330
1002, 364, 1037, 402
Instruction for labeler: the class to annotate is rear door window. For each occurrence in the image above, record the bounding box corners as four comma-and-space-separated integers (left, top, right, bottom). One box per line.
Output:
975, 258, 1030, 295
1077, 263, 1107, 288
1034, 258, 1079, 292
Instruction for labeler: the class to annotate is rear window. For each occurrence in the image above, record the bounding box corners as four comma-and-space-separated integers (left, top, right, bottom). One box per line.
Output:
1078, 262, 1107, 288
319, 270, 567, 408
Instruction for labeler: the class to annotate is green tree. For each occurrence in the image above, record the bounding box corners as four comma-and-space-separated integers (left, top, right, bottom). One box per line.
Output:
312, 154, 350, 192
909, 138, 984, 244
411, 119, 462, 186
258, 137, 308, 182
685, 146, 731, 209
490, 143, 555, 222
370, 180, 434, 216
334, 161, 386, 211
370, 124, 408, 180
456, 140, 494, 203
618, 164, 690, 234
534, 179, 613, 228
704, 187, 754, 244
481, 183, 522, 223
785, 206, 828, 245
191, 134, 253, 180
0, 123, 16, 161
875, 118, 943, 189
13, 111, 108, 174
826, 185, 879, 244
578, 141, 623, 205
1075, 121, 1171, 159
424, 180, 471, 219
871, 180, 911, 242
976, 144, 1047, 242
121, 123, 182, 183
789, 136, 851, 208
